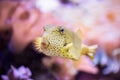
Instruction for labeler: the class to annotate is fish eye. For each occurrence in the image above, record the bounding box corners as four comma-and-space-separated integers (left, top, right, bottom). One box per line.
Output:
59, 28, 64, 33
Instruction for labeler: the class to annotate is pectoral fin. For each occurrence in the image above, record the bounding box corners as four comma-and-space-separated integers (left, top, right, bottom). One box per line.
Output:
64, 43, 73, 49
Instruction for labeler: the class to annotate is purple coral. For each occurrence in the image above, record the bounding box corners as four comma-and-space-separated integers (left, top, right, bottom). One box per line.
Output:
1, 65, 33, 80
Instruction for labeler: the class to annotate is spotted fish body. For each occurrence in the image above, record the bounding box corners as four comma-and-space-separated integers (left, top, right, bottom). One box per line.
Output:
34, 26, 97, 60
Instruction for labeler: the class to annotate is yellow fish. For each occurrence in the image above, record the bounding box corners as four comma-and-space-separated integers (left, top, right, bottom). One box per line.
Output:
33, 25, 97, 60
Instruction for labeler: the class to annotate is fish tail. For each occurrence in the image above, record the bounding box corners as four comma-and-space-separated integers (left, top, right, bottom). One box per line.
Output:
81, 44, 98, 59
33, 37, 42, 52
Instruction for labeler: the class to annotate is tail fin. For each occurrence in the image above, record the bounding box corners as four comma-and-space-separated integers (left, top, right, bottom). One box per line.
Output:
33, 37, 42, 52
81, 44, 98, 60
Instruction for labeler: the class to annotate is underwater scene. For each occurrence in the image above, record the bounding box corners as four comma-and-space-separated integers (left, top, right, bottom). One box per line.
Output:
0, 0, 120, 80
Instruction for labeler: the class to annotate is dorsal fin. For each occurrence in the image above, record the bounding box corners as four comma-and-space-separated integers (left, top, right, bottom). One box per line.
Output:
76, 28, 83, 40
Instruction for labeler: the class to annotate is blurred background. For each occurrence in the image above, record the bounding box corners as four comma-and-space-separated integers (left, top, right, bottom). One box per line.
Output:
0, 0, 120, 80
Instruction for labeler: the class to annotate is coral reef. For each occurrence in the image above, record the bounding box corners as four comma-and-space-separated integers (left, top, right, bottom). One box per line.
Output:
0, 0, 120, 80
